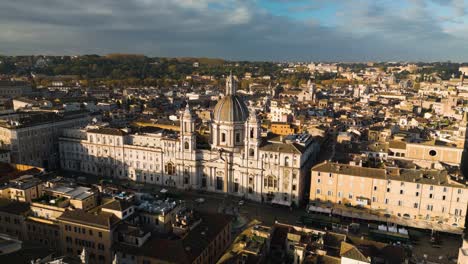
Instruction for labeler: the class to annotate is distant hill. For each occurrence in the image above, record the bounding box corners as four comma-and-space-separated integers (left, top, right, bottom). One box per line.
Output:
175, 57, 225, 66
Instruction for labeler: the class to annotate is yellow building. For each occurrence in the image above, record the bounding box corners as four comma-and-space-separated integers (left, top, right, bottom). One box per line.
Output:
57, 209, 120, 264
309, 162, 468, 229
0, 175, 43, 203
271, 122, 296, 136
42, 185, 97, 211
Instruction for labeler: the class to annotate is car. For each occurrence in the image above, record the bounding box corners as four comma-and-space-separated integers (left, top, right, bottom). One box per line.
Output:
238, 200, 245, 206
195, 198, 205, 204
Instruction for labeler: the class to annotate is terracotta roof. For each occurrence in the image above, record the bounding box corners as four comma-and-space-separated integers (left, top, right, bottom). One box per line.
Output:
260, 142, 303, 154
389, 140, 406, 149
114, 212, 232, 263
87, 127, 127, 136
101, 199, 133, 211
0, 199, 30, 215
57, 209, 120, 229
340, 242, 370, 263
312, 162, 386, 179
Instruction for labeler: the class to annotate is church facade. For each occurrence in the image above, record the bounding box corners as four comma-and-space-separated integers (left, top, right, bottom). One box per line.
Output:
59, 74, 320, 205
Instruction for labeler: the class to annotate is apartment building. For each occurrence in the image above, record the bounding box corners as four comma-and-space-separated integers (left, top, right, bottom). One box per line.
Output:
115, 212, 232, 264
0, 175, 43, 203
57, 209, 120, 264
309, 162, 468, 228
0, 199, 30, 240
271, 122, 296, 136
270, 100, 294, 122
0, 80, 32, 97
0, 111, 93, 169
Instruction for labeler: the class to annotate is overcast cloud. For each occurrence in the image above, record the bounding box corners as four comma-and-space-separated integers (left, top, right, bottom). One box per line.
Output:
0, 0, 467, 61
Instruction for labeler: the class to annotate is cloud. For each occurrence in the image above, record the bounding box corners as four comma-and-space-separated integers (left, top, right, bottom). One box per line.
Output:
0, 0, 467, 61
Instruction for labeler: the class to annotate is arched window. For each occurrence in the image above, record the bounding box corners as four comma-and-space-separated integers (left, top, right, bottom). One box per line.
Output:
250, 128, 254, 138
249, 148, 255, 157
285, 156, 290, 166
184, 141, 189, 150
165, 163, 175, 175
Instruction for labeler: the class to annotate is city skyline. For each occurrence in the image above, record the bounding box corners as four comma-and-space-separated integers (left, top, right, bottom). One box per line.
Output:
1, 0, 468, 61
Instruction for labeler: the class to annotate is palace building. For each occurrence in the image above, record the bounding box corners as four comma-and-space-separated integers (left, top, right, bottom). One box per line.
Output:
59, 74, 320, 206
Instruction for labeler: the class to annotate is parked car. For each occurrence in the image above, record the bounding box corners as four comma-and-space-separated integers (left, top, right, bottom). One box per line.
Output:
195, 198, 205, 204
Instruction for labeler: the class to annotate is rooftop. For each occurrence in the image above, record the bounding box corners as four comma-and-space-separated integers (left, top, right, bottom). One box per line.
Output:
114, 212, 232, 263
57, 209, 120, 229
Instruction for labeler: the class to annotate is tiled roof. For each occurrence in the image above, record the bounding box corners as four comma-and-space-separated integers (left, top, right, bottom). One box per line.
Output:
87, 127, 127, 136
57, 209, 120, 229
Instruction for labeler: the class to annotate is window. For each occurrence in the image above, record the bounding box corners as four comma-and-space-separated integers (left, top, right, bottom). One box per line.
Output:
249, 148, 255, 157
216, 177, 223, 190
165, 163, 175, 175
414, 203, 418, 208
398, 201, 402, 206
235, 133, 241, 143
427, 205, 433, 211
327, 190, 332, 196
387, 188, 390, 192
284, 157, 290, 166
316, 189, 321, 194
202, 177, 207, 188
442, 195, 446, 200
429, 150, 437, 156
400, 190, 404, 195
416, 192, 419, 197
264, 176, 277, 189
98, 232, 102, 238
385, 199, 389, 204
429, 194, 433, 199
292, 185, 297, 191
250, 128, 254, 138
373, 186, 377, 191
317, 178, 321, 183
184, 141, 189, 150
221, 133, 226, 142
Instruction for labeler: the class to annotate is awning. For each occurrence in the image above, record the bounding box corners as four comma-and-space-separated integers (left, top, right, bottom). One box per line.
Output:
308, 205, 332, 214
272, 197, 292, 206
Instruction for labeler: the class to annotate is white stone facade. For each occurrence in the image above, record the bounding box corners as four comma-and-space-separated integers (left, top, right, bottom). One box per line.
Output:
59, 76, 320, 205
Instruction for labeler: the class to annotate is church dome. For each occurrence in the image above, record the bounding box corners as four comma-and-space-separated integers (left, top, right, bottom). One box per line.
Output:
213, 95, 248, 123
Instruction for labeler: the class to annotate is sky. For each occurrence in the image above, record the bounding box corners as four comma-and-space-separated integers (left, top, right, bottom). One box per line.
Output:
0, 0, 467, 61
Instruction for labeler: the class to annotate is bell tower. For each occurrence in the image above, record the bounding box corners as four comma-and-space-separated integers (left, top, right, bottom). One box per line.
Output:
181, 105, 196, 152
245, 108, 261, 160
